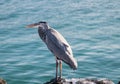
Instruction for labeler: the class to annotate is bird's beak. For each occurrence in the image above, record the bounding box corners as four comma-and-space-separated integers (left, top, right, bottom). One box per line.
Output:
26, 23, 39, 28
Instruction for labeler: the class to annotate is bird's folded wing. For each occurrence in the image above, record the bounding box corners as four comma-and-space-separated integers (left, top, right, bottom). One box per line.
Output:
46, 28, 73, 57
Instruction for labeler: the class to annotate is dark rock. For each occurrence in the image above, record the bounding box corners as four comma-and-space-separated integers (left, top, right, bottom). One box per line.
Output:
44, 78, 115, 84
118, 81, 120, 84
0, 78, 7, 84
44, 77, 66, 84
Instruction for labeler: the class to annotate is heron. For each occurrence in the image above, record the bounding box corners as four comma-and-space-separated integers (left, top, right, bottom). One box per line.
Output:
26, 21, 77, 80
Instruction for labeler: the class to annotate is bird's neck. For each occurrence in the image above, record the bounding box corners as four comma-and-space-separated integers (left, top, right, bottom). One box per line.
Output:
38, 28, 48, 42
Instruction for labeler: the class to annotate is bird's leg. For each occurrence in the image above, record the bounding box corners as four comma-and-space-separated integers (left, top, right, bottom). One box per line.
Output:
59, 60, 62, 79
56, 59, 58, 80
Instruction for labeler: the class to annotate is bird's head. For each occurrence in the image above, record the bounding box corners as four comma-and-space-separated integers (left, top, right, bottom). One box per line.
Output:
26, 21, 49, 29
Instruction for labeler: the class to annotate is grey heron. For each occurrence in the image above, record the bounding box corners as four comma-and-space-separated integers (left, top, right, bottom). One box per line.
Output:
26, 21, 77, 80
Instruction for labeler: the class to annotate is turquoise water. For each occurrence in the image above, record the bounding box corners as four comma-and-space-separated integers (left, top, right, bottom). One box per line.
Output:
0, 0, 120, 84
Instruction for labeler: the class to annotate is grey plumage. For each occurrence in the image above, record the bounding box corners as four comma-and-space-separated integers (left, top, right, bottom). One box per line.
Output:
27, 21, 77, 79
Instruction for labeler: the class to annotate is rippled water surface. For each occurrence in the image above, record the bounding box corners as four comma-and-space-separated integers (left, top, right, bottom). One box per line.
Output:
0, 0, 120, 84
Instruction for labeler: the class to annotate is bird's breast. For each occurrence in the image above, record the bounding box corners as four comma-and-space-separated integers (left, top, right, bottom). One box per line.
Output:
38, 29, 47, 42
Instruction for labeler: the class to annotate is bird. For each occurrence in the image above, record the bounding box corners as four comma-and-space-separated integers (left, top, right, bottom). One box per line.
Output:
26, 21, 77, 80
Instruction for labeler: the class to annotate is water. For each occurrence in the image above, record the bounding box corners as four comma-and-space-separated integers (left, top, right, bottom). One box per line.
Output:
0, 0, 120, 84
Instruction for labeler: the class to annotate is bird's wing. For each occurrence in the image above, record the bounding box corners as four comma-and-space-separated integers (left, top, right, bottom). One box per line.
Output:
45, 28, 77, 70
46, 28, 73, 58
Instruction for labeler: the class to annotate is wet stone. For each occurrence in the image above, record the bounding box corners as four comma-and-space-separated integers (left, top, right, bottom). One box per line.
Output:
0, 78, 7, 84
44, 78, 115, 84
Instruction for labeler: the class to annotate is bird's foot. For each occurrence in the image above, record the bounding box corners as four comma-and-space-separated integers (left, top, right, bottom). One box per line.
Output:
55, 77, 65, 83
44, 77, 65, 84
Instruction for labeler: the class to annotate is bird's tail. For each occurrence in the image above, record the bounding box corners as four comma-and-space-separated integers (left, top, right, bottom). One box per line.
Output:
69, 57, 78, 70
